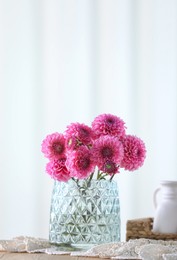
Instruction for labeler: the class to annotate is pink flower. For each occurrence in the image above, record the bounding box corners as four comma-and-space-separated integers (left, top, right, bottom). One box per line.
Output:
41, 133, 66, 160
46, 158, 71, 182
92, 136, 124, 170
66, 146, 95, 179
120, 135, 146, 171
91, 113, 126, 138
65, 123, 94, 150
100, 160, 119, 175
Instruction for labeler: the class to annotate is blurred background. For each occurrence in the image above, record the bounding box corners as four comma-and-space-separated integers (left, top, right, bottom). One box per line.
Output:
0, 0, 177, 241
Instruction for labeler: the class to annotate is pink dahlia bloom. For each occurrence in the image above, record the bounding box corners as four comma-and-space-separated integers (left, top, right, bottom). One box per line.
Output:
65, 122, 94, 150
120, 135, 146, 171
100, 160, 119, 175
91, 113, 126, 138
41, 133, 66, 160
92, 136, 124, 169
66, 146, 95, 179
46, 158, 71, 182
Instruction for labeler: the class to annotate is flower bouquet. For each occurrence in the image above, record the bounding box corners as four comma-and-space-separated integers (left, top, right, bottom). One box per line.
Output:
41, 113, 146, 248
41, 113, 146, 182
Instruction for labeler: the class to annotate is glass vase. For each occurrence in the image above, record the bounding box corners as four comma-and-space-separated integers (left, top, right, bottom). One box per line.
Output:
49, 178, 120, 249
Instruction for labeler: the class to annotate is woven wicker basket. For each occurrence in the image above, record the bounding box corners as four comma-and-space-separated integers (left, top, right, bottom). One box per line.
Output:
126, 217, 177, 241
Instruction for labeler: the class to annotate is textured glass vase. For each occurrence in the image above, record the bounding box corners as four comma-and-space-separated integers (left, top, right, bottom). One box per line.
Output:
49, 178, 120, 248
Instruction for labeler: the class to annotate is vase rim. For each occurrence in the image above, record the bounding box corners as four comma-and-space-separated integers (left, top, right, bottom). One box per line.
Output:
55, 179, 117, 183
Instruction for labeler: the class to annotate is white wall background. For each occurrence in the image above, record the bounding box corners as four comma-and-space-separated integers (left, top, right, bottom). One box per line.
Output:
0, 0, 177, 241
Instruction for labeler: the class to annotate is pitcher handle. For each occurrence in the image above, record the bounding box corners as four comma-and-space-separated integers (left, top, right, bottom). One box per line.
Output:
153, 187, 161, 209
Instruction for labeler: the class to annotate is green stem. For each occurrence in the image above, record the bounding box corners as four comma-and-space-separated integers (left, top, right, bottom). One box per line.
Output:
109, 173, 115, 182
71, 177, 82, 189
100, 173, 107, 180
88, 171, 94, 182
71, 177, 76, 181
97, 170, 104, 180
96, 170, 109, 180
86, 171, 94, 187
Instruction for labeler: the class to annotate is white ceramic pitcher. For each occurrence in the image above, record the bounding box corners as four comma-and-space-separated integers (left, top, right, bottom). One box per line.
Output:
153, 180, 177, 234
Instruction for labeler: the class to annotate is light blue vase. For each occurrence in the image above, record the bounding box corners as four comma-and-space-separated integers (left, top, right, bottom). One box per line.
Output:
49, 178, 120, 249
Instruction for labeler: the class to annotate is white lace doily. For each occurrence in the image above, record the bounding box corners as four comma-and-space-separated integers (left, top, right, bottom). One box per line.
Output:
71, 239, 177, 259
0, 236, 51, 253
1, 236, 177, 259
162, 254, 177, 260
